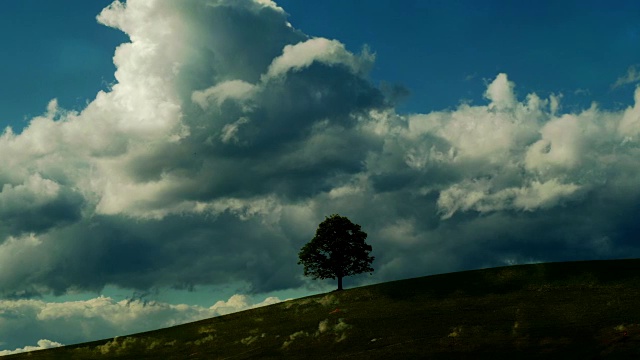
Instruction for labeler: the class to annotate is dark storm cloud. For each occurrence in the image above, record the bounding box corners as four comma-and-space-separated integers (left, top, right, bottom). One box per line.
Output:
0, 212, 302, 298
0, 184, 83, 236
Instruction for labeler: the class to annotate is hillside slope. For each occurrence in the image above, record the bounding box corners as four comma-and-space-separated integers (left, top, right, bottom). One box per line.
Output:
5, 259, 640, 359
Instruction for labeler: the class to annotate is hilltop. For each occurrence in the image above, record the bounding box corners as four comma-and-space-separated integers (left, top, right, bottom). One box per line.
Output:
5, 259, 640, 359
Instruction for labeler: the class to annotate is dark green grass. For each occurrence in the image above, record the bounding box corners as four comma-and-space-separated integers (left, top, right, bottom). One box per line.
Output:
6, 258, 640, 359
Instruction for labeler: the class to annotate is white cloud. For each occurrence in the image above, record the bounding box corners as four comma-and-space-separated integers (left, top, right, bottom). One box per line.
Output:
618, 87, 640, 139
30, 294, 282, 326
400, 74, 542, 164
0, 339, 63, 356
2, 0, 640, 351
0, 0, 380, 224
192, 80, 256, 110
209, 294, 282, 316
437, 179, 581, 218
364, 72, 640, 222
612, 65, 640, 89
254, 0, 285, 12
264, 38, 373, 80
525, 113, 592, 173
485, 73, 516, 110
511, 180, 581, 210
203, 0, 286, 14
0, 294, 282, 352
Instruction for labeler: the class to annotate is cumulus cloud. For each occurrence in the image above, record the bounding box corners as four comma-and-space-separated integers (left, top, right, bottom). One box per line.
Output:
0, 339, 63, 356
0, 294, 281, 352
0, 0, 392, 301
360, 75, 640, 278
1, 2, 640, 350
263, 37, 373, 80
209, 294, 283, 316
0, 0, 379, 297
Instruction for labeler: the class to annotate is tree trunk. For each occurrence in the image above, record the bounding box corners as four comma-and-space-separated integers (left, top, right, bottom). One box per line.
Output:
337, 276, 343, 291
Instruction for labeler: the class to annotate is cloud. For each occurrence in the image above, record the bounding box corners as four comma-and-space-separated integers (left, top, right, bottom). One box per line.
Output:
209, 294, 283, 316
191, 80, 256, 110
263, 38, 373, 80
355, 79, 640, 283
0, 0, 384, 298
436, 179, 581, 219
0, 339, 63, 356
485, 73, 516, 111
1, 1, 640, 345
612, 65, 640, 89
0, 294, 282, 352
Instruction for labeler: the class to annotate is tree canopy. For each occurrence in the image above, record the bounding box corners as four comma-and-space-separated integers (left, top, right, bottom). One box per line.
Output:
298, 214, 374, 290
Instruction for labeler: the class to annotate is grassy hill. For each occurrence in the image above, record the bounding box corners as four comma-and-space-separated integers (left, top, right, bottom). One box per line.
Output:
5, 258, 640, 359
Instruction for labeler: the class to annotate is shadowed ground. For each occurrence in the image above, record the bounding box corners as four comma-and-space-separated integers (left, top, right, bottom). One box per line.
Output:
5, 258, 640, 359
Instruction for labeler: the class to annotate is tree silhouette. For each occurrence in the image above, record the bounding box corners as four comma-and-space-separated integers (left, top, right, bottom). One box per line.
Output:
298, 214, 374, 291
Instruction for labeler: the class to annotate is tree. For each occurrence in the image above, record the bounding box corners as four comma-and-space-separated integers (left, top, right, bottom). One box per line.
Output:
298, 214, 374, 291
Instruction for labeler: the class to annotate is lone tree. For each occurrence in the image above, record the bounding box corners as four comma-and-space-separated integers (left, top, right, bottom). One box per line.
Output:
298, 214, 374, 291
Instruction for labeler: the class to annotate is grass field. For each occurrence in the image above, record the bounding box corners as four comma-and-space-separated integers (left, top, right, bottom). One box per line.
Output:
5, 258, 640, 359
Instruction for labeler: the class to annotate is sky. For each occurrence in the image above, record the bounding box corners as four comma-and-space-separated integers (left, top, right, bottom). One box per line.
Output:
1, 0, 640, 354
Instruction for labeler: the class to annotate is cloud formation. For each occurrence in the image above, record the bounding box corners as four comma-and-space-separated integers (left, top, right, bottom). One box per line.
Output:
0, 0, 386, 299
0, 339, 63, 356
1, 0, 640, 326
0, 294, 280, 351
612, 65, 640, 89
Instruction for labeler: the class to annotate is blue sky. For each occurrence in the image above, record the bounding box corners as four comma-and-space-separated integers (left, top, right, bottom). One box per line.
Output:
1, 0, 640, 354
276, 0, 640, 112
3, 1, 639, 128
0, 1, 125, 128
